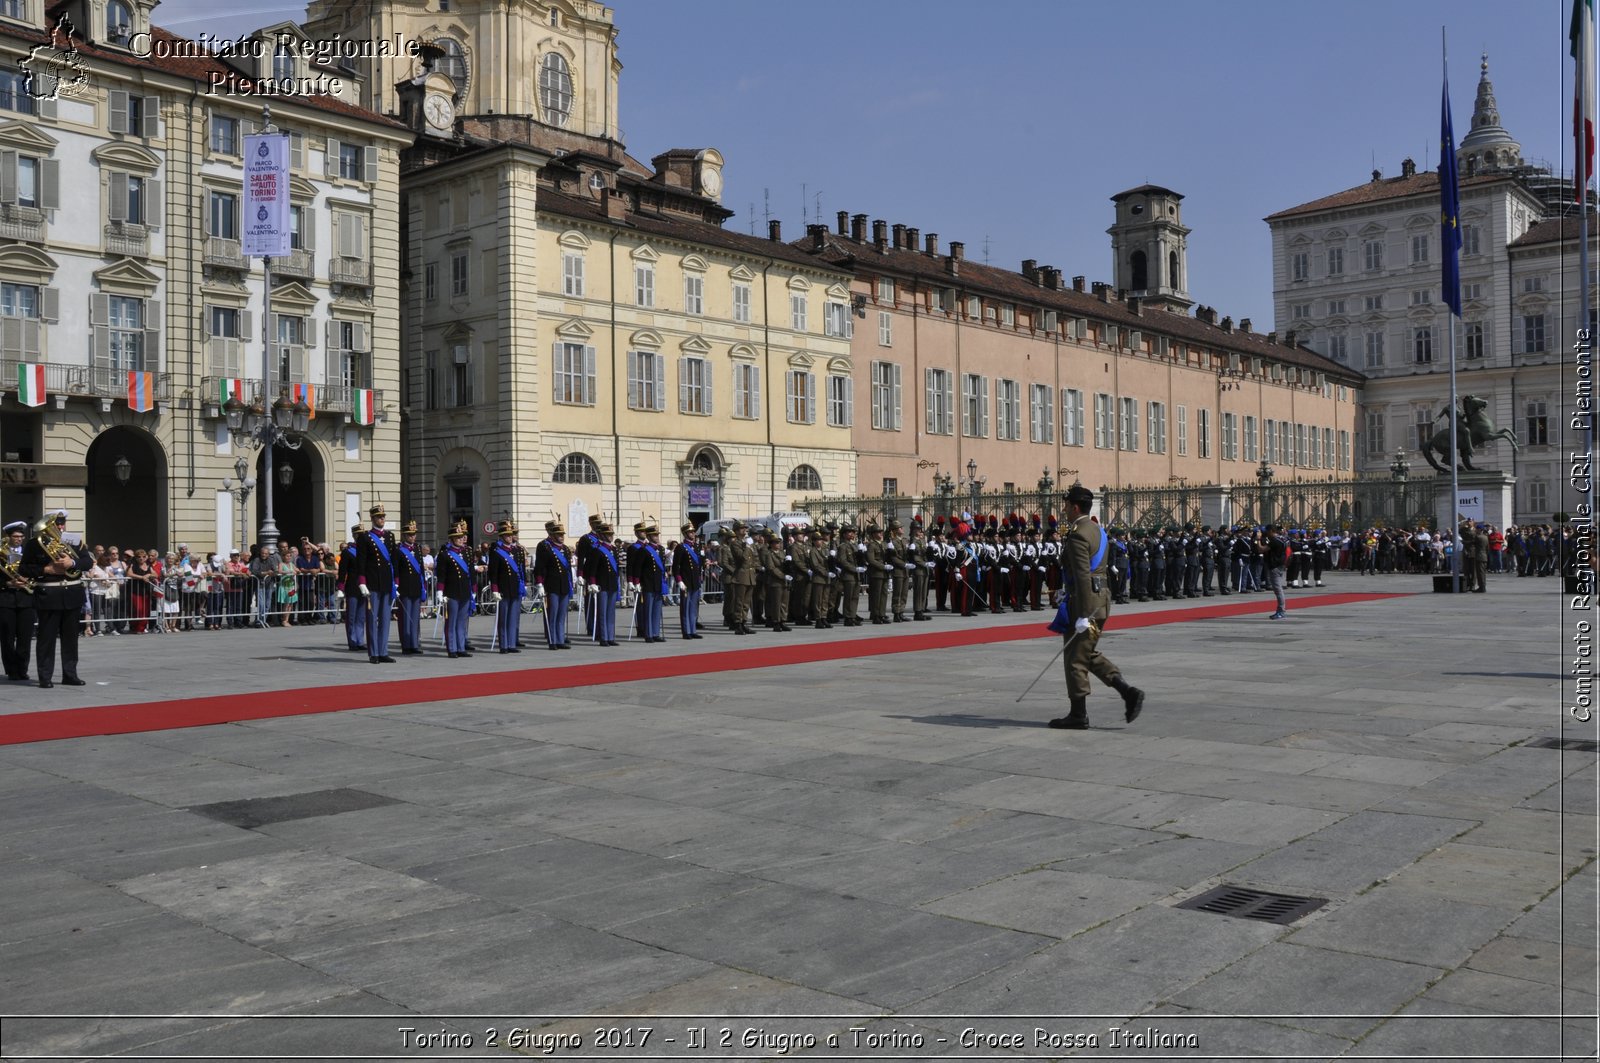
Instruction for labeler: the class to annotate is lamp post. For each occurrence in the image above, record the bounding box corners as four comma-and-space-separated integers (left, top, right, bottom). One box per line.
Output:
1037, 467, 1053, 520
221, 455, 256, 558
963, 457, 986, 519
881, 479, 893, 529
1256, 456, 1274, 527
1389, 447, 1410, 482
113, 454, 132, 486
931, 470, 955, 521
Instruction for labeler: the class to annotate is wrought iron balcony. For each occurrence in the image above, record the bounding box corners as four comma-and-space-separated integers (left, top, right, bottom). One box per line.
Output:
203, 236, 249, 270
329, 257, 371, 287
0, 359, 170, 404
199, 375, 264, 415
272, 248, 314, 280
0, 204, 45, 243
314, 383, 382, 416
103, 221, 149, 258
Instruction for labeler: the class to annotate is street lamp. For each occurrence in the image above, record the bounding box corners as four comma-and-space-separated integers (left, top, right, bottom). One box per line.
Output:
221, 454, 256, 558
1389, 447, 1410, 482
1256, 457, 1274, 486
113, 454, 132, 485
962, 458, 986, 517
1037, 467, 1053, 518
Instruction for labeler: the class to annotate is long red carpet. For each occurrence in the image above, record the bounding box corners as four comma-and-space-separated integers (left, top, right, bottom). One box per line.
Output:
0, 593, 1405, 746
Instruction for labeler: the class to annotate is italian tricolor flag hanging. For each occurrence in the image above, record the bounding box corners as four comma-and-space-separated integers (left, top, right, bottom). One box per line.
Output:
353, 388, 375, 425
219, 377, 245, 405
1575, 0, 1595, 203
17, 362, 45, 407
127, 371, 154, 413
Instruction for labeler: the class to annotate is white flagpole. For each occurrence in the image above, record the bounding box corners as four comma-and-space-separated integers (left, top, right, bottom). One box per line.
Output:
1445, 32, 1463, 593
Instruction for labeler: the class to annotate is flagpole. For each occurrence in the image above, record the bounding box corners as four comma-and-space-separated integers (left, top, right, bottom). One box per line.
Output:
258, 102, 280, 553
1583, 0, 1596, 548
1443, 30, 1463, 593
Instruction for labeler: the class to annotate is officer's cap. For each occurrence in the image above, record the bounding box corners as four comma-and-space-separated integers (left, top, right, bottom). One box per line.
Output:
680, 522, 696, 536
498, 519, 517, 536
369, 503, 386, 518
546, 519, 565, 535
402, 519, 418, 534
1, 520, 24, 534
1064, 484, 1094, 509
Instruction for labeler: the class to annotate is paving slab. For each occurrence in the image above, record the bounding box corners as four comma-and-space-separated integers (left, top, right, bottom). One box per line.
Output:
1285, 886, 1518, 968
917, 867, 1173, 940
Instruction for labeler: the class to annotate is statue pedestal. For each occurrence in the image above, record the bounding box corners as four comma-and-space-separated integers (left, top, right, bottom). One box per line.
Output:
1435, 469, 1517, 530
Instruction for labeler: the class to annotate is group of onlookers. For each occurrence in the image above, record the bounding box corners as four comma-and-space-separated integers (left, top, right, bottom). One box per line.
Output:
1344, 523, 1569, 576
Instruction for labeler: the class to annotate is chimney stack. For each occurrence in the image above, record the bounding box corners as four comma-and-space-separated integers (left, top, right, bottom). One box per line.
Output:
950, 241, 964, 260
1044, 267, 1062, 289
851, 214, 868, 242
891, 223, 906, 249
1127, 295, 1142, 316
807, 223, 827, 250
768, 219, 782, 242
1267, 330, 1278, 345
1021, 259, 1038, 283
1400, 157, 1416, 178
1239, 317, 1252, 334
873, 220, 888, 251
1221, 315, 1233, 333
602, 188, 627, 220
836, 210, 849, 235
906, 227, 919, 252
1072, 275, 1086, 292
924, 232, 938, 256
1285, 329, 1298, 347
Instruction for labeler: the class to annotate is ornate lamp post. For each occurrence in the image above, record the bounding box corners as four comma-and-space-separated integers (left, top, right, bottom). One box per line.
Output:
1256, 457, 1274, 526
931, 470, 955, 522
881, 479, 894, 529
1037, 467, 1053, 520
963, 458, 986, 518
1389, 447, 1410, 482
221, 455, 256, 558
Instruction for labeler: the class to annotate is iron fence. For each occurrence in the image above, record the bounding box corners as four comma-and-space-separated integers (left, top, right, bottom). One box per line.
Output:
799, 487, 1060, 529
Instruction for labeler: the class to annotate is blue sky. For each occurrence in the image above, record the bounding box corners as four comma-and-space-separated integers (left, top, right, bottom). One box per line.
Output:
154, 0, 1569, 325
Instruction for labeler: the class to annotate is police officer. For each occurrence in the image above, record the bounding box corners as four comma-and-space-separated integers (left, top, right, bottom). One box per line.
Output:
486, 519, 527, 652
534, 518, 575, 649
673, 522, 706, 639
1049, 486, 1144, 730
394, 519, 427, 654
438, 520, 478, 658
1, 520, 34, 682
357, 504, 398, 663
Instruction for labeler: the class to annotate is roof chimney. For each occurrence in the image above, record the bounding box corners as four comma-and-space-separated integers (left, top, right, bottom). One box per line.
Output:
836, 210, 849, 235
807, 223, 827, 250
1045, 267, 1062, 289
924, 232, 938, 256
1267, 330, 1278, 345
1021, 259, 1038, 283
1072, 275, 1086, 292
1127, 295, 1142, 316
1239, 317, 1252, 334
1400, 157, 1416, 177
1371, 168, 1382, 182
1285, 329, 1298, 347
768, 219, 782, 242
891, 223, 906, 249
851, 213, 867, 242
1221, 315, 1234, 333
906, 227, 919, 252
602, 188, 627, 220
873, 219, 888, 251
1198, 305, 1218, 325
1093, 282, 1110, 302
950, 240, 964, 260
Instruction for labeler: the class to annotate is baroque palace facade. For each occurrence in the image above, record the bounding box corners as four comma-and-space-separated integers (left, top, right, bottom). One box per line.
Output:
1268, 57, 1579, 522
0, 0, 409, 550
304, 0, 855, 538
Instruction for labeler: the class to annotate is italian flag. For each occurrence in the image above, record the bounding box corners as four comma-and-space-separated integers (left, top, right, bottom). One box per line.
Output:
291, 381, 316, 419
127, 371, 154, 413
219, 377, 245, 405
353, 388, 375, 425
17, 362, 44, 407
1575, 0, 1595, 203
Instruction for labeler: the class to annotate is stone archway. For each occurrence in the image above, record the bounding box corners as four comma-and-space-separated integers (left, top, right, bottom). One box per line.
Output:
253, 442, 325, 548
679, 443, 728, 527
86, 425, 167, 549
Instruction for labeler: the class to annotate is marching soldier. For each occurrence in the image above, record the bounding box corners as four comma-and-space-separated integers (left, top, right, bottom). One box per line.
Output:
837, 525, 862, 625
357, 504, 398, 664
534, 518, 575, 650
394, 519, 427, 654
437, 520, 479, 658
337, 524, 367, 652
1, 520, 34, 682
584, 520, 622, 645
486, 519, 527, 652
1048, 485, 1145, 730
673, 522, 707, 639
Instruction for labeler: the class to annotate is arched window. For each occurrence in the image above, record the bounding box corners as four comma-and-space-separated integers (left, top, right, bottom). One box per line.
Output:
552, 452, 601, 484
106, 0, 133, 44
540, 52, 574, 127
692, 450, 718, 474
434, 38, 469, 100
787, 464, 822, 491
1168, 250, 1180, 291
1129, 250, 1148, 291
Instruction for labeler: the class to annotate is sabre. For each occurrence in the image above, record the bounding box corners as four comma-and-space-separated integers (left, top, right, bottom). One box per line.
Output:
538, 586, 553, 646
1015, 622, 1094, 703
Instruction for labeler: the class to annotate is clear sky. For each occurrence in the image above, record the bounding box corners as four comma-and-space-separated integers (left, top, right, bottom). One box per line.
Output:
153, 0, 1569, 325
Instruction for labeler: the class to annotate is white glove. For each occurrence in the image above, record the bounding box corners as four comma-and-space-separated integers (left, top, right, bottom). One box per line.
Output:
905, 562, 916, 571
587, 584, 597, 596
489, 590, 501, 603
784, 575, 792, 583
856, 566, 866, 574
1023, 565, 1032, 571
358, 584, 370, 597
335, 589, 345, 600
535, 584, 546, 598
676, 581, 686, 592
1074, 617, 1091, 634
1001, 567, 1010, 575
926, 562, 936, 569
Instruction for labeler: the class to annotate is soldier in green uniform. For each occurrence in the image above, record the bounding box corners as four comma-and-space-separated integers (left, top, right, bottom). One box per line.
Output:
887, 519, 909, 622
761, 529, 793, 631
864, 522, 890, 624
808, 526, 833, 628
909, 519, 933, 620
837, 525, 862, 625
724, 520, 756, 634
1050, 484, 1146, 730
787, 527, 812, 625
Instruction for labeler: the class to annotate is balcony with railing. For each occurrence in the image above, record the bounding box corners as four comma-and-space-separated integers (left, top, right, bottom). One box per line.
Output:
0, 204, 46, 243
199, 375, 264, 415
204, 236, 249, 271
1, 359, 171, 405
103, 222, 149, 258
314, 383, 382, 418
329, 256, 371, 287
272, 248, 314, 280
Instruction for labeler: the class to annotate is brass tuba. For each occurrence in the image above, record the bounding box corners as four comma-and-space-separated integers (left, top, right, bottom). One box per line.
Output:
31, 513, 75, 565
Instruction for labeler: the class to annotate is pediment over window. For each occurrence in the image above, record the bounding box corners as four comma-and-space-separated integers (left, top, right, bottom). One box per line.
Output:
1358, 222, 1387, 236
827, 356, 851, 374
91, 142, 159, 172
787, 352, 814, 369
558, 229, 591, 250
290, 176, 319, 200
1287, 233, 1313, 247
1405, 213, 1433, 230
825, 282, 850, 300
681, 253, 708, 273
630, 243, 658, 262
268, 280, 318, 310
728, 342, 757, 361
443, 321, 474, 343
0, 244, 57, 279
555, 317, 593, 339
729, 264, 755, 282
0, 121, 57, 152
92, 257, 160, 293
679, 335, 712, 355
786, 274, 813, 292
629, 327, 663, 348
1322, 228, 1347, 241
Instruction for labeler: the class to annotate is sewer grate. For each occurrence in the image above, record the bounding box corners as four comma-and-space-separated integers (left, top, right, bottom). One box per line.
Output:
1527, 737, 1600, 753
1175, 885, 1327, 925
188, 788, 400, 829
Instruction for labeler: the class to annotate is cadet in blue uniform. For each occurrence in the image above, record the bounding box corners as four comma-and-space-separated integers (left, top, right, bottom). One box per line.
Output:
394, 519, 426, 655
632, 521, 670, 643
533, 519, 574, 649
337, 524, 367, 651
437, 520, 478, 658
486, 520, 527, 652
356, 504, 397, 663
584, 521, 621, 646
673, 522, 706, 639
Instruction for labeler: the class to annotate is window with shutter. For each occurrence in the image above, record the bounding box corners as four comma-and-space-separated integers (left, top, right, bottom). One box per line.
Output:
109, 90, 128, 134
108, 171, 128, 222
324, 137, 340, 179
364, 145, 379, 184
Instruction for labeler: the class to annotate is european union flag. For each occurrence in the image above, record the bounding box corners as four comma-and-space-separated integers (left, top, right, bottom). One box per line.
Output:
1440, 73, 1462, 318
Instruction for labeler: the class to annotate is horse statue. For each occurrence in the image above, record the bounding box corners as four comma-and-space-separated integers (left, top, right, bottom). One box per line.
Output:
1419, 394, 1521, 473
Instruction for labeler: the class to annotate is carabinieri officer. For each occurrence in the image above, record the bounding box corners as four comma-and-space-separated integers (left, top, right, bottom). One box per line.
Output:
672, 522, 705, 639
357, 503, 398, 664
534, 518, 574, 650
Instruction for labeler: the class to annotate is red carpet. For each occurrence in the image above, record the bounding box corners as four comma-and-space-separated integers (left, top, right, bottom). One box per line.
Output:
0, 593, 1405, 746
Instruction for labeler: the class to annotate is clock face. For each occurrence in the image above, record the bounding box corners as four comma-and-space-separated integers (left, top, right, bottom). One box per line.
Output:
424, 94, 454, 131
700, 168, 721, 197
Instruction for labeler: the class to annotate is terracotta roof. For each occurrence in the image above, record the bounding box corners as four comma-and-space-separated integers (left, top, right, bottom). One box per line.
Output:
538, 188, 852, 275
1265, 170, 1511, 222
1510, 215, 1583, 248
793, 230, 1365, 384
6, 15, 407, 131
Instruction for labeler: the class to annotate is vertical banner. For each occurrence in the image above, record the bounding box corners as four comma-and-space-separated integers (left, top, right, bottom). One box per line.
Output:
219, 377, 245, 405
17, 362, 45, 407
353, 388, 375, 425
242, 132, 291, 258
290, 381, 316, 419
127, 371, 153, 412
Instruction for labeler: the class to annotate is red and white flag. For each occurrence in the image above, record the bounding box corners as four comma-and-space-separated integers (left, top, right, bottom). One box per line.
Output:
219, 377, 245, 405
17, 362, 44, 407
353, 388, 375, 426
1575, 0, 1595, 203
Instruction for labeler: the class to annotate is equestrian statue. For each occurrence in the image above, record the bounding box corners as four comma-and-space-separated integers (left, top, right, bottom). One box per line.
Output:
1419, 394, 1520, 473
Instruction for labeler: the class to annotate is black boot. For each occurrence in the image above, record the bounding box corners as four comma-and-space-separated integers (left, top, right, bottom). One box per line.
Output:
1112, 677, 1145, 723
1049, 697, 1089, 730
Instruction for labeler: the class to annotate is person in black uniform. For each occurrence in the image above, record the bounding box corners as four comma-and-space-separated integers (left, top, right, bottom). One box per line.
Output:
1129, 530, 1150, 602
337, 525, 367, 651
20, 511, 90, 688
486, 520, 527, 652
393, 519, 426, 655
533, 519, 575, 649
437, 520, 478, 658
2, 520, 36, 681
672, 522, 706, 639
1150, 529, 1168, 600
1215, 527, 1233, 595
1311, 529, 1332, 587
356, 504, 398, 663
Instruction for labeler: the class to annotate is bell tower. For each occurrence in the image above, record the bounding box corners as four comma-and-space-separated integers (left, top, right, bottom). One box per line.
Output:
1108, 184, 1193, 313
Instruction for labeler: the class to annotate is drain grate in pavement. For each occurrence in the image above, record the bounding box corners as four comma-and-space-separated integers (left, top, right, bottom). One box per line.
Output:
188, 788, 399, 829
1175, 885, 1327, 925
1527, 737, 1600, 753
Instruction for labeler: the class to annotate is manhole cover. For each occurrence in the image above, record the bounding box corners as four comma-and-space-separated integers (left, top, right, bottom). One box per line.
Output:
1526, 737, 1600, 753
188, 788, 399, 829
1175, 885, 1327, 924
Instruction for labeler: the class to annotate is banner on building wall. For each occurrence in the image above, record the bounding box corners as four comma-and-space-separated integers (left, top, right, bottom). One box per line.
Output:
242, 132, 291, 258
127, 371, 154, 413
290, 381, 316, 419
219, 377, 246, 405
17, 362, 45, 407
353, 388, 375, 425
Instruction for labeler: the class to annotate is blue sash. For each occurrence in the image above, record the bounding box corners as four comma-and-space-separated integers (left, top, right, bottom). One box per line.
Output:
543, 539, 572, 590
682, 542, 701, 573
494, 544, 525, 598
644, 543, 668, 594
595, 541, 618, 574
1049, 526, 1108, 634
369, 530, 393, 569
395, 542, 419, 596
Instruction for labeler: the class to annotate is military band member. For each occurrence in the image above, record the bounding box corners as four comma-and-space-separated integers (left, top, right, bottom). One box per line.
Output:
1, 520, 34, 682
437, 521, 477, 657
486, 519, 527, 652
837, 525, 862, 625
393, 520, 427, 655
337, 525, 367, 651
534, 519, 575, 649
585, 521, 622, 645
1049, 485, 1145, 730
357, 504, 398, 663
673, 522, 706, 639
20, 510, 90, 688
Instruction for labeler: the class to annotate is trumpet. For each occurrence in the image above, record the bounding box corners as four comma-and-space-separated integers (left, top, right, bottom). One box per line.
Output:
0, 554, 32, 592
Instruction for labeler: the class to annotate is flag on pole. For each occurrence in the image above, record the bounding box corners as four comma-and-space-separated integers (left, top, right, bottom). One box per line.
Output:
1440, 68, 1463, 318
353, 388, 375, 425
219, 377, 245, 405
17, 362, 44, 407
1574, 0, 1595, 204
290, 381, 316, 419
127, 371, 154, 412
